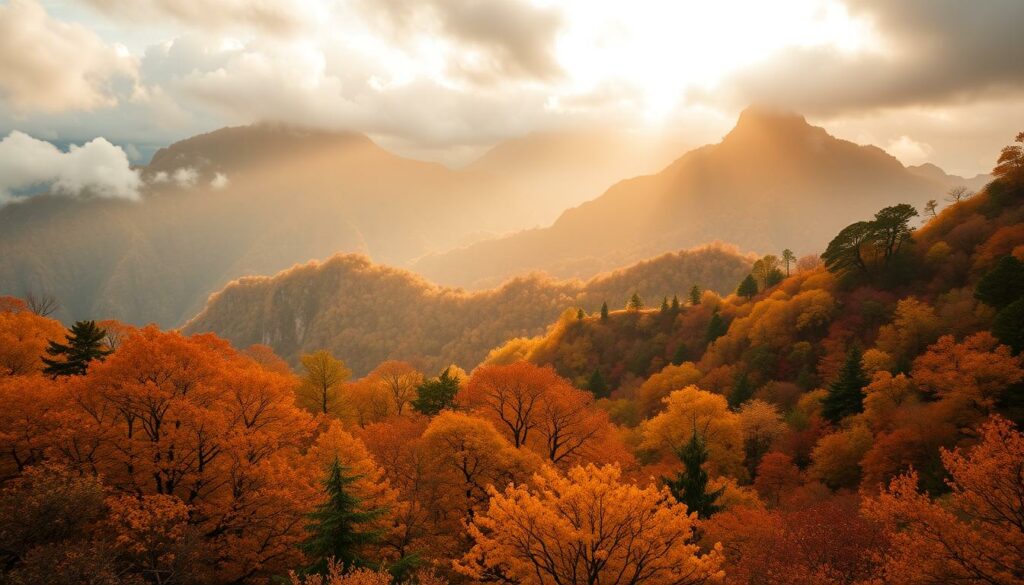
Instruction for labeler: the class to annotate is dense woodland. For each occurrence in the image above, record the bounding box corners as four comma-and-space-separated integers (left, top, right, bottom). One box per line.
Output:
183, 245, 753, 375
0, 133, 1022, 585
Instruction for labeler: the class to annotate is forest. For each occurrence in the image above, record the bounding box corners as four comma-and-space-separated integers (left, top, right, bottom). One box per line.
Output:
0, 132, 1022, 585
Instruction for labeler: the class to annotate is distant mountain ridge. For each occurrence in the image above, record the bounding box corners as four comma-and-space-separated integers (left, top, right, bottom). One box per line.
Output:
413, 107, 989, 288
183, 244, 754, 375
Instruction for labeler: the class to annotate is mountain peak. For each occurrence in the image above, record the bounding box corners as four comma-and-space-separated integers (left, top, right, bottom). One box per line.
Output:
724, 105, 819, 143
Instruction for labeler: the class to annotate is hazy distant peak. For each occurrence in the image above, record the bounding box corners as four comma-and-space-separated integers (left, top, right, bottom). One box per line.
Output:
725, 105, 817, 140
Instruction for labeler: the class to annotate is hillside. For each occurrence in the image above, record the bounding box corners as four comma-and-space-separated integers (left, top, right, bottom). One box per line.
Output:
0, 125, 531, 326
182, 244, 755, 375
414, 107, 986, 288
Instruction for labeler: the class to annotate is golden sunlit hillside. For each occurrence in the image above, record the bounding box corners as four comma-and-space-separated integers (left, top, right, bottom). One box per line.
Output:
1, 1, 1023, 584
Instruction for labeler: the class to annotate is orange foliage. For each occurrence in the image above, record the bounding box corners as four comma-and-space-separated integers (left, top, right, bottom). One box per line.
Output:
458, 464, 723, 585
0, 301, 65, 377
863, 416, 1024, 585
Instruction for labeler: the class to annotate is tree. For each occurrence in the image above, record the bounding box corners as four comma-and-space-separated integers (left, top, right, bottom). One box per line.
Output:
728, 370, 754, 409
368, 361, 422, 416
302, 459, 386, 575
0, 302, 65, 377
672, 294, 681, 311
458, 464, 722, 585
627, 292, 643, 311
24, 291, 58, 317
587, 368, 608, 398
781, 249, 795, 276
705, 309, 728, 344
671, 343, 687, 366
993, 298, 1024, 354
872, 204, 918, 263
660, 296, 670, 315
41, 320, 112, 377
945, 185, 972, 203
689, 285, 702, 306
911, 332, 1023, 414
822, 221, 875, 275
863, 416, 1024, 585
752, 255, 782, 289
822, 346, 868, 424
738, 400, 785, 478
993, 131, 1024, 181
737, 274, 758, 300
460, 363, 553, 448
974, 255, 1024, 309
752, 453, 800, 507
923, 199, 938, 218
600, 301, 609, 321
663, 429, 725, 519
412, 367, 460, 415
640, 385, 745, 478
576, 308, 585, 320
298, 350, 352, 416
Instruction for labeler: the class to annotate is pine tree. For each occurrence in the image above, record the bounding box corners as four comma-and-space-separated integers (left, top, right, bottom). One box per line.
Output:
728, 371, 754, 409
41, 320, 112, 378
670, 295, 681, 312
302, 459, 386, 575
975, 255, 1024, 310
412, 367, 460, 415
705, 310, 728, 344
737, 274, 759, 300
671, 343, 687, 366
993, 298, 1024, 354
587, 369, 609, 398
576, 308, 586, 320
600, 301, 609, 321
627, 292, 643, 311
663, 429, 723, 519
822, 345, 869, 424
689, 285, 701, 306
660, 297, 670, 315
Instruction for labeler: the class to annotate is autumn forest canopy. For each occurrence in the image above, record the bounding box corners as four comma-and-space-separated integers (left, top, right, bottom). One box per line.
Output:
2, 1, 1024, 583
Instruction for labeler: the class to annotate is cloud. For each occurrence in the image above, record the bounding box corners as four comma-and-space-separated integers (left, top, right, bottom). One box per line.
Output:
886, 135, 933, 166
361, 0, 564, 84
211, 173, 229, 189
80, 0, 324, 37
721, 0, 1024, 114
0, 0, 138, 113
0, 131, 141, 204
172, 167, 199, 187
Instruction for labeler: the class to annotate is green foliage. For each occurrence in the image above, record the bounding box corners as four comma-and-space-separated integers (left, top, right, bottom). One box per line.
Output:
689, 285, 701, 306
671, 295, 681, 312
765, 268, 785, 288
671, 343, 687, 366
705, 310, 728, 344
737, 275, 758, 300
587, 369, 609, 398
975, 255, 1024, 309
728, 371, 754, 410
822, 346, 869, 424
822, 204, 918, 277
627, 292, 644, 311
662, 430, 723, 519
301, 459, 386, 575
993, 298, 1024, 354
41, 320, 112, 378
412, 367, 461, 415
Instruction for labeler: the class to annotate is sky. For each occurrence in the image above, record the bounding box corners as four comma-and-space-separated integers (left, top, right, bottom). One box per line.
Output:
1, 0, 1023, 185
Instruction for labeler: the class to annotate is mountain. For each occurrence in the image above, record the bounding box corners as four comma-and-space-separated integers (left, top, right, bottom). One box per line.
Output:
413, 107, 988, 288
465, 128, 684, 227
0, 124, 537, 326
182, 244, 754, 376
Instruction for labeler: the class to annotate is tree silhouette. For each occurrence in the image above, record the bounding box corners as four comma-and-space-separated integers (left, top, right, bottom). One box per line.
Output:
41, 320, 112, 378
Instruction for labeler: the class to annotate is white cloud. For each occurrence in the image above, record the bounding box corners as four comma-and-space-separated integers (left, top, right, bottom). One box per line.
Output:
0, 131, 141, 204
886, 135, 934, 166
172, 166, 199, 187
0, 0, 138, 113
210, 173, 229, 189
82, 0, 325, 37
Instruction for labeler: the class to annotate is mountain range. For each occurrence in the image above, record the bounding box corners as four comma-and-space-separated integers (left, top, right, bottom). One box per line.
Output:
413, 107, 989, 287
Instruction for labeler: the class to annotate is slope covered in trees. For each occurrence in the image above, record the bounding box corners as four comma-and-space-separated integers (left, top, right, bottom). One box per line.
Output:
414, 107, 988, 288
184, 244, 755, 375
0, 125, 670, 328
0, 133, 1023, 585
